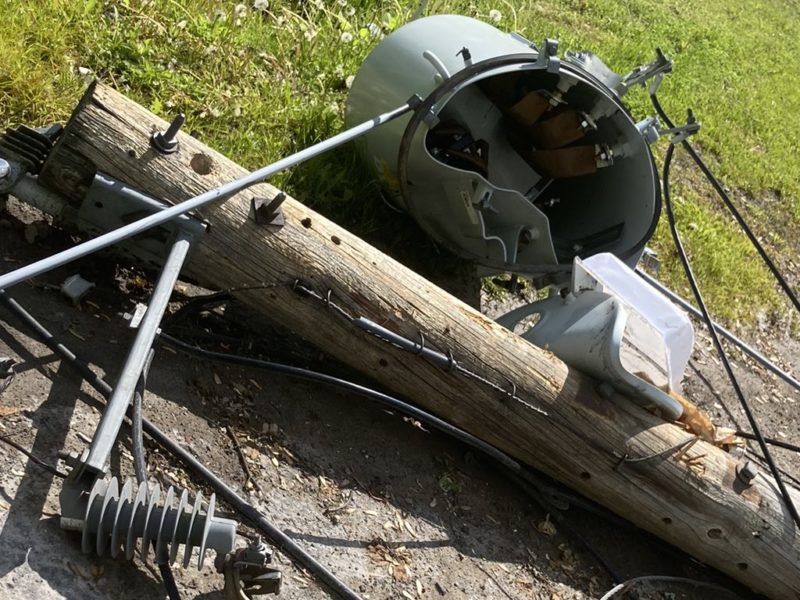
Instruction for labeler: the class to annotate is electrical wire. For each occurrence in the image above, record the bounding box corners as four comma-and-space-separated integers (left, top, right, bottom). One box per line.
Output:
0, 433, 68, 479
599, 575, 741, 600
659, 132, 800, 529
0, 290, 363, 600
735, 431, 800, 454
158, 330, 629, 582
129, 351, 181, 600
651, 94, 800, 314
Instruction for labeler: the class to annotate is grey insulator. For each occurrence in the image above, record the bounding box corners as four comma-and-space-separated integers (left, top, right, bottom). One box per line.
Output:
81, 477, 237, 569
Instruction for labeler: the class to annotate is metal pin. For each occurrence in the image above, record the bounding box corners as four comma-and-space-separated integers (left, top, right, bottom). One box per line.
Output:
151, 113, 186, 154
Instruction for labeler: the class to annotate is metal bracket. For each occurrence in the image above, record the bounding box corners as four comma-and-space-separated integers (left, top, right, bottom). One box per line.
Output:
496, 255, 690, 420
635, 116, 661, 144
534, 38, 561, 73
634, 112, 700, 146
617, 48, 673, 96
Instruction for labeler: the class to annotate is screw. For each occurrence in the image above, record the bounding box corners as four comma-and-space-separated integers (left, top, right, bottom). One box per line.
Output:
0, 158, 10, 180
736, 460, 758, 485
151, 113, 185, 154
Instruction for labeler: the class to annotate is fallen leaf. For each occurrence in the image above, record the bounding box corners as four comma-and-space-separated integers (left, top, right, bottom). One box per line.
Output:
536, 514, 557, 536
404, 520, 418, 539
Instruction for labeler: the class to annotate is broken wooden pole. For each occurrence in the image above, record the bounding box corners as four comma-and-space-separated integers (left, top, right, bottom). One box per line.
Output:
36, 83, 800, 598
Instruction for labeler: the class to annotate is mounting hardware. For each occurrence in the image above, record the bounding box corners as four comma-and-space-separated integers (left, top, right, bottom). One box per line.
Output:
534, 38, 560, 73
222, 536, 282, 596
641, 247, 661, 273
736, 460, 759, 485
60, 274, 96, 304
456, 46, 472, 66
636, 116, 661, 144
249, 192, 287, 226
151, 113, 186, 154
617, 47, 673, 96
661, 109, 701, 144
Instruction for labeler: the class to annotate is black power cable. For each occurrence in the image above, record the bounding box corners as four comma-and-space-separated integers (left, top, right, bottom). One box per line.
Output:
0, 290, 363, 600
735, 431, 800, 454
155, 330, 624, 584
129, 352, 181, 600
651, 94, 800, 314
0, 433, 68, 479
658, 129, 800, 529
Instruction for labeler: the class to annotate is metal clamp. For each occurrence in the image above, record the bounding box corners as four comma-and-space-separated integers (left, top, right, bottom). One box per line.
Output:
660, 109, 701, 144
635, 112, 700, 146
222, 537, 282, 598
617, 48, 673, 96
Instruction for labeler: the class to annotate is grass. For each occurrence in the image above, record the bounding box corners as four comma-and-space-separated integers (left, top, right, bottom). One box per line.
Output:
1, 0, 798, 329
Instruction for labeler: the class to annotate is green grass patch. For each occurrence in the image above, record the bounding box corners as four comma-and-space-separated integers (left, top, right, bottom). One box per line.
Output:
1, 0, 798, 330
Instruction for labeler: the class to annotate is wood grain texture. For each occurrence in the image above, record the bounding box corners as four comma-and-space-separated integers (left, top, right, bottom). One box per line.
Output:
40, 83, 800, 599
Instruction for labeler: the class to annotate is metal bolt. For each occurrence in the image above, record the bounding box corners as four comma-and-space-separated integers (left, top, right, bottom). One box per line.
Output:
0, 158, 10, 179
596, 381, 615, 400
151, 113, 185, 154
250, 192, 287, 226
736, 460, 758, 485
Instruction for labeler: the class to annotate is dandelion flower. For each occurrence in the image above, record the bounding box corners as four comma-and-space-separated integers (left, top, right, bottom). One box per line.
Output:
340, 31, 354, 43
253, 0, 269, 10
488, 9, 502, 23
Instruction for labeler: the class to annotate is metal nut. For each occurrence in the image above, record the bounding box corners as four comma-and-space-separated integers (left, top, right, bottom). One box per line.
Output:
736, 460, 758, 485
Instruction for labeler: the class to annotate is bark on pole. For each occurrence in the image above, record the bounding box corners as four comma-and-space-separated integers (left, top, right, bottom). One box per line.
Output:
39, 83, 800, 599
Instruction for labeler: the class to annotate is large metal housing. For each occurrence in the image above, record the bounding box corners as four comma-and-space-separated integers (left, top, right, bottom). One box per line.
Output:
346, 15, 660, 281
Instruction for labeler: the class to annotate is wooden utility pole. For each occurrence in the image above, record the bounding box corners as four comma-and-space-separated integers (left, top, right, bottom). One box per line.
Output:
38, 83, 800, 598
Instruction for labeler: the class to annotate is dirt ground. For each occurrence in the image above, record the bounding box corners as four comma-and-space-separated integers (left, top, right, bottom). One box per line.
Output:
1, 195, 798, 600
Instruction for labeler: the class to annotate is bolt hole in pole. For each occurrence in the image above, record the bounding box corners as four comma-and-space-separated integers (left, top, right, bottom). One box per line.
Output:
190, 153, 214, 175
